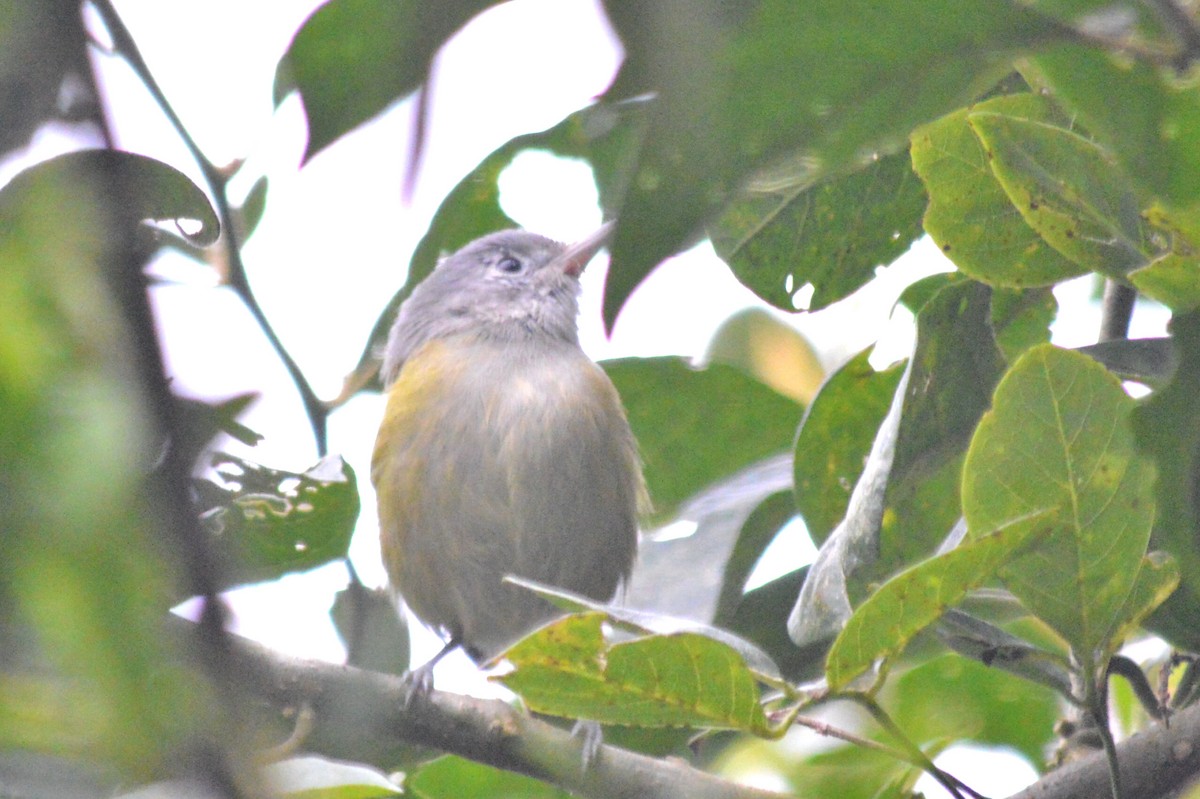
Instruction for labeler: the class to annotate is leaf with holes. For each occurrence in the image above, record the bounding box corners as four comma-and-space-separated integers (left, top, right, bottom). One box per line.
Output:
710, 150, 926, 312
192, 455, 359, 593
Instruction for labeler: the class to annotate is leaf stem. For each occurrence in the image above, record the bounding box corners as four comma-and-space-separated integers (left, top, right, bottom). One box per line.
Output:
1086, 672, 1124, 799
90, 0, 329, 454
845, 693, 986, 799
1099, 281, 1136, 342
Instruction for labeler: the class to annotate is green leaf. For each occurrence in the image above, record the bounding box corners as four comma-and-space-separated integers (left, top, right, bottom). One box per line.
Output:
1104, 552, 1179, 655
894, 652, 1059, 768
236, 176, 269, 241
1132, 311, 1200, 649
603, 0, 1071, 328
896, 270, 965, 313
408, 756, 571, 799
968, 112, 1149, 276
877, 282, 1008, 571
505, 578, 782, 681
713, 492, 798, 627
990, 287, 1057, 363
709, 150, 927, 312
261, 756, 401, 799
497, 614, 775, 735
728, 568, 827, 682
1, 150, 219, 246
825, 510, 1051, 692
275, 0, 498, 162
0, 142, 217, 777
962, 344, 1157, 657
793, 350, 906, 546
1130, 252, 1200, 313
1025, 45, 1200, 207
911, 93, 1084, 287
604, 357, 802, 525
193, 455, 359, 592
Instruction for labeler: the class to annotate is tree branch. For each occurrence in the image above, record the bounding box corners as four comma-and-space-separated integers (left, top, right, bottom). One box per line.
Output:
208, 619, 1200, 799
1008, 701, 1200, 799
217, 626, 791, 799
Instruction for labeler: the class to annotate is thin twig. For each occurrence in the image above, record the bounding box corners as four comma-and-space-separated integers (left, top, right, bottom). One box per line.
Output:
845, 693, 987, 799
792, 715, 910, 759
1086, 670, 1124, 799
90, 0, 329, 454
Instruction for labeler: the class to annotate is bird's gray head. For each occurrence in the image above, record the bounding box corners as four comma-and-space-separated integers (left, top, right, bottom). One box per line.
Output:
381, 224, 612, 385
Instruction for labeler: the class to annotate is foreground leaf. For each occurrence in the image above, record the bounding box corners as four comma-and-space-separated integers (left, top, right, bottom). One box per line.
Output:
0, 138, 218, 779
962, 344, 1157, 657
825, 510, 1051, 692
498, 614, 774, 735
505, 578, 781, 681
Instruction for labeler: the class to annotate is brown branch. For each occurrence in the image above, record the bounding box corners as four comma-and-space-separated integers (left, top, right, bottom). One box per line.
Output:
190, 618, 1200, 799
216, 626, 791, 799
1007, 701, 1200, 799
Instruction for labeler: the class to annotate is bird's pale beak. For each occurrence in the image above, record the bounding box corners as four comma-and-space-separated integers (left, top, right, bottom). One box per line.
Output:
552, 220, 615, 278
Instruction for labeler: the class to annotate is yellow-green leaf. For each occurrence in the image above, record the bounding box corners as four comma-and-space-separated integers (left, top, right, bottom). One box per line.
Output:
825, 510, 1051, 692
962, 344, 1157, 658
497, 614, 773, 736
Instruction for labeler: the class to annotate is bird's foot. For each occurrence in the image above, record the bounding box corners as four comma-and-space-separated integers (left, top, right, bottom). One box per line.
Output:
572, 719, 604, 768
401, 660, 436, 707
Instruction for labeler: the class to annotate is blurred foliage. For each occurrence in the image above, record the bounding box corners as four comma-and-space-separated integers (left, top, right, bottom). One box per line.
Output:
8, 1, 1200, 798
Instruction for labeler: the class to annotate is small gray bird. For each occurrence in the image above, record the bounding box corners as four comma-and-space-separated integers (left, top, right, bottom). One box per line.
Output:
372, 224, 645, 682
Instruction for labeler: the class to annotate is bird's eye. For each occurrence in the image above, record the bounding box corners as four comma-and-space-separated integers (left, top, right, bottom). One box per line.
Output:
496, 256, 524, 274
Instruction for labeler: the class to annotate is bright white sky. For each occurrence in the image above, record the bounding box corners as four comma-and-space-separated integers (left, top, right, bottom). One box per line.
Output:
12, 1, 1170, 793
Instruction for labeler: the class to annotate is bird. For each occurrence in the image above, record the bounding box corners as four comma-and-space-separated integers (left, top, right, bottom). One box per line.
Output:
372, 223, 646, 692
